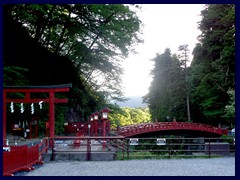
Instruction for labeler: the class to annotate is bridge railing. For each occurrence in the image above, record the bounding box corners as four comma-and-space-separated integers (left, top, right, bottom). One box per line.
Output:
123, 137, 235, 160
118, 122, 227, 136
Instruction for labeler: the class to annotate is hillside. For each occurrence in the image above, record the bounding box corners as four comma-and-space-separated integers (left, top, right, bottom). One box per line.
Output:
116, 96, 148, 108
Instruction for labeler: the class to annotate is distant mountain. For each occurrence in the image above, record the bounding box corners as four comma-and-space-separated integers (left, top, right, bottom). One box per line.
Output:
116, 96, 148, 108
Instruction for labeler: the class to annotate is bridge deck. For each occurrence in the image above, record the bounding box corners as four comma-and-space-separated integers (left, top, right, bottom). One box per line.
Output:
118, 122, 227, 137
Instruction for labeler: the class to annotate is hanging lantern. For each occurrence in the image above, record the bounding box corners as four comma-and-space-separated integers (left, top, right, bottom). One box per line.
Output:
31, 103, 34, 114
20, 103, 24, 113
10, 102, 14, 113
39, 101, 43, 109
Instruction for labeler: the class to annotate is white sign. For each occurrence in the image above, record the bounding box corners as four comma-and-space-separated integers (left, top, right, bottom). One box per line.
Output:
129, 138, 139, 146
3, 147, 10, 152
157, 138, 166, 145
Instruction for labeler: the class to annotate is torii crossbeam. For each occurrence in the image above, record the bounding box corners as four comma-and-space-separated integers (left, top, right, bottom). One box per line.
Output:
3, 84, 72, 145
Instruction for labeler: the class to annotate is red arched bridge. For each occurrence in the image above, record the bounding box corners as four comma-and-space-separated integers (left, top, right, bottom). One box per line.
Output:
117, 122, 228, 137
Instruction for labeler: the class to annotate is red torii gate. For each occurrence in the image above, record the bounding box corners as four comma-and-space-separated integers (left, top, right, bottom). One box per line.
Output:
3, 84, 72, 145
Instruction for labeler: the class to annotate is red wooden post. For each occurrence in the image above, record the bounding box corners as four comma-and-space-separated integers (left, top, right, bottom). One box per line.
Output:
94, 120, 98, 136
49, 91, 55, 138
102, 120, 106, 137
90, 120, 94, 136
102, 119, 106, 149
45, 122, 49, 137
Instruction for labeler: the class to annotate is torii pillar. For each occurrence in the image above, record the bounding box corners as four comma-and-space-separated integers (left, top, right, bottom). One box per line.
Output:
3, 84, 72, 146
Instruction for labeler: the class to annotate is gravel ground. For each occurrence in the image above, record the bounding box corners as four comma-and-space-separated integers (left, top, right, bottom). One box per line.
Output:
22, 157, 235, 176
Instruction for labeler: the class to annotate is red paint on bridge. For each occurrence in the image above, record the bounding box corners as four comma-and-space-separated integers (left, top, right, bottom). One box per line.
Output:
117, 122, 228, 137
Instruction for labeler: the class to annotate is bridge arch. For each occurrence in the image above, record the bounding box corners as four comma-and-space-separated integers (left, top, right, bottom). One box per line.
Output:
117, 122, 228, 137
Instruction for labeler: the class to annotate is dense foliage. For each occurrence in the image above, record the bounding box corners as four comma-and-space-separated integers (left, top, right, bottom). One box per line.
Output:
143, 48, 186, 122
144, 4, 235, 127
109, 107, 151, 129
190, 4, 235, 126
3, 4, 143, 135
6, 4, 142, 100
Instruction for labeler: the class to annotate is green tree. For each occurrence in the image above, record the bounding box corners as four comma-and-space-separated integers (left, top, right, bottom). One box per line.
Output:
143, 48, 186, 121
3, 66, 29, 86
6, 4, 143, 101
190, 4, 235, 126
178, 44, 191, 122
109, 107, 151, 129
224, 89, 235, 125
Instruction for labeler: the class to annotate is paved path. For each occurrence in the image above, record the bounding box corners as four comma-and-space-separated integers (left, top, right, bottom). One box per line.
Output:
23, 157, 235, 176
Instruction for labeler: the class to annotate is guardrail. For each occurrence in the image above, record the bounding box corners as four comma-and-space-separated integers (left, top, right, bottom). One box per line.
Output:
51, 136, 125, 161
3, 137, 235, 175
50, 137, 235, 160
3, 138, 49, 176
123, 137, 235, 159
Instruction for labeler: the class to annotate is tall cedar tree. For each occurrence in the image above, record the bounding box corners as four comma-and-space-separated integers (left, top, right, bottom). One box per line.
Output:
190, 4, 235, 126
143, 49, 186, 122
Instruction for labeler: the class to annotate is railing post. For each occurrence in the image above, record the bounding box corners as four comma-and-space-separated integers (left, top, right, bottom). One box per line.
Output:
46, 138, 48, 154
168, 140, 171, 159
87, 138, 91, 161
208, 138, 211, 158
51, 138, 55, 161
127, 139, 129, 159
122, 139, 125, 159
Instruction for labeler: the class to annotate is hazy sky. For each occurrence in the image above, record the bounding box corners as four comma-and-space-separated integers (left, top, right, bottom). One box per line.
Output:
122, 4, 205, 97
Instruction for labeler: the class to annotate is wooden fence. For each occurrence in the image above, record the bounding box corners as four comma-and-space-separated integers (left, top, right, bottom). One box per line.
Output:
3, 138, 48, 176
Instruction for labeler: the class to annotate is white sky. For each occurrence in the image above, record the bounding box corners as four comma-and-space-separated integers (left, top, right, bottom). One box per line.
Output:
122, 4, 205, 97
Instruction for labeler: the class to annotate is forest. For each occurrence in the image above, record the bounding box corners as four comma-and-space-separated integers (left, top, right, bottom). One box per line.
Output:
3, 4, 235, 135
144, 4, 235, 128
